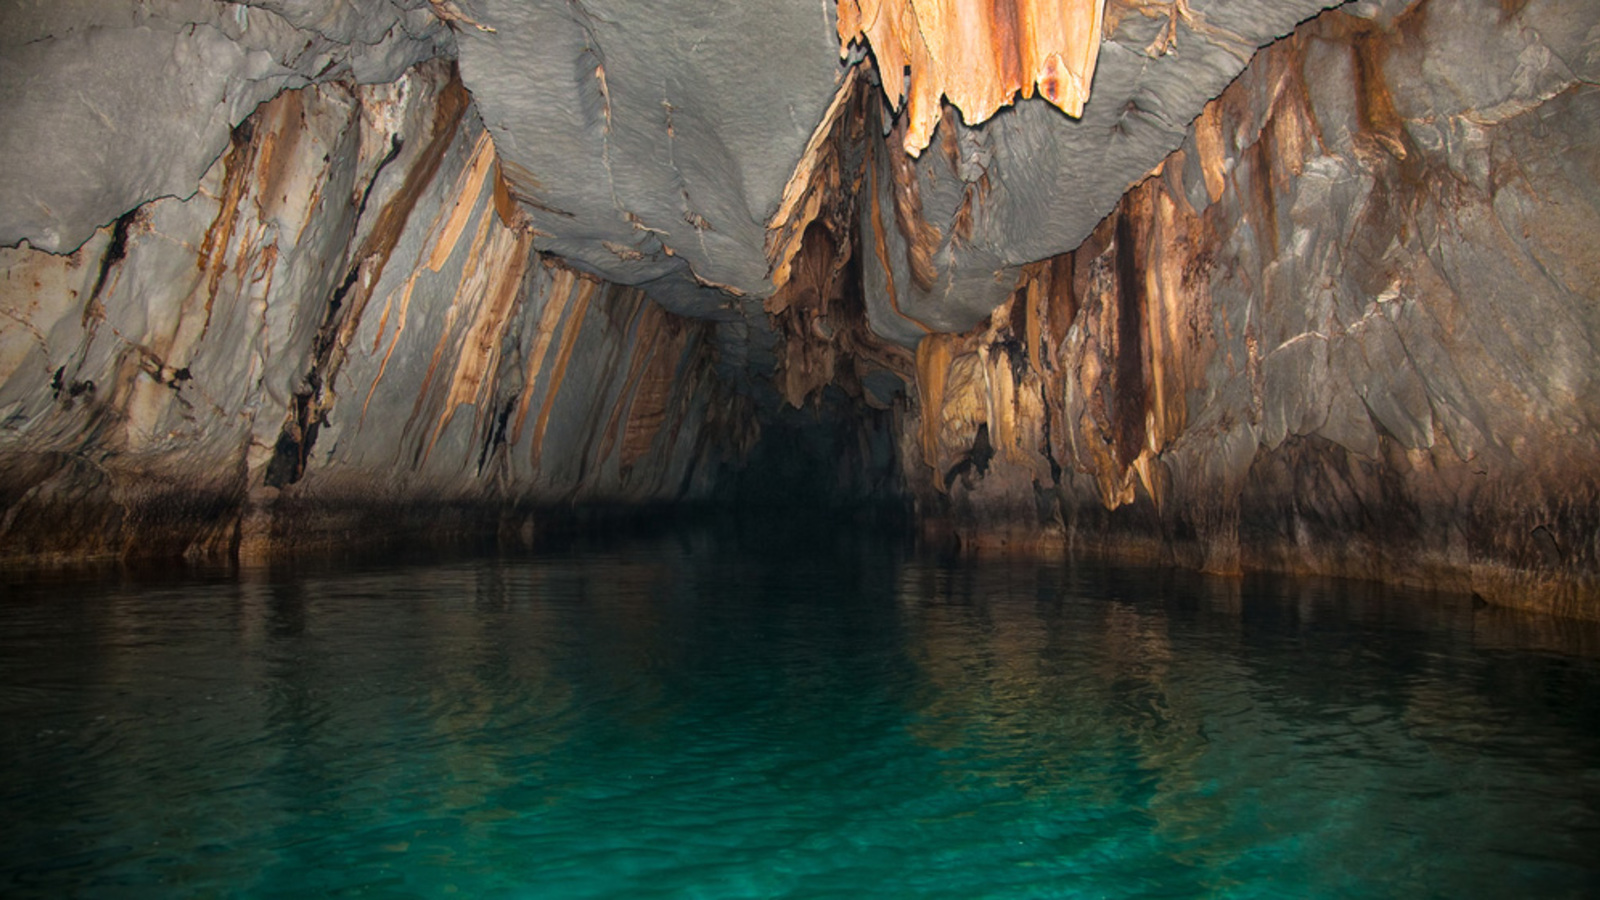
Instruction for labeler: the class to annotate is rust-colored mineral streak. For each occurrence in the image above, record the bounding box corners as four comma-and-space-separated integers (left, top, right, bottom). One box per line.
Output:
837, 0, 1107, 155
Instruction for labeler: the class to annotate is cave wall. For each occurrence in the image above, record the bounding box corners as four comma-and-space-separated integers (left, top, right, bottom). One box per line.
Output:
0, 0, 1595, 621
902, 0, 1600, 618
848, 0, 1341, 341
0, 61, 731, 563
0, 0, 454, 254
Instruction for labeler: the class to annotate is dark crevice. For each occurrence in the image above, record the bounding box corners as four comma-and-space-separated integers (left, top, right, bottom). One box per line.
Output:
264, 391, 322, 489
230, 116, 255, 147
1531, 524, 1565, 566
943, 422, 995, 490
1040, 398, 1064, 484
88, 208, 138, 304
315, 266, 362, 358
353, 134, 405, 226
1111, 209, 1148, 471
49, 364, 96, 408
477, 398, 517, 474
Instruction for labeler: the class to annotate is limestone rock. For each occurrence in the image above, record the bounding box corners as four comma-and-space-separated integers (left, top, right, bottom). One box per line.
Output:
837, 0, 1108, 156
0, 0, 452, 253
0, 63, 730, 561
854, 0, 1342, 343
1, 0, 1596, 621
887, 0, 1600, 617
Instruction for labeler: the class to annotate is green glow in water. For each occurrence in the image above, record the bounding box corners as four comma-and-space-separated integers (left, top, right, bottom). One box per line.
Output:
3, 530, 1598, 898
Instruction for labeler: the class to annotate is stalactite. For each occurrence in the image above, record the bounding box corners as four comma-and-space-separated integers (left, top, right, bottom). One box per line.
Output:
859, 4, 1600, 613
837, 0, 1107, 155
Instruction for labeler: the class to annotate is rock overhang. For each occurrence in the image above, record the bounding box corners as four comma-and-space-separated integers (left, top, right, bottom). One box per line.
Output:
1, 0, 1346, 338
1, 0, 1597, 617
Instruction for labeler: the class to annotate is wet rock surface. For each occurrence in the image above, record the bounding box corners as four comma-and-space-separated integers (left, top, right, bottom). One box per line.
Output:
894, 0, 1600, 617
1, 0, 1337, 311
0, 63, 736, 561
0, 0, 453, 253
1, 0, 1596, 619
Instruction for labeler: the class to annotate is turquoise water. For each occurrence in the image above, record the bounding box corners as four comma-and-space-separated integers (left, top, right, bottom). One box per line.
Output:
3, 524, 1599, 898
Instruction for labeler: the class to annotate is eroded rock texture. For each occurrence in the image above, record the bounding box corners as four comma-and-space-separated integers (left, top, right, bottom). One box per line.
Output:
897, 0, 1600, 618
852, 0, 1340, 341
0, 0, 1596, 620
0, 0, 453, 253
0, 62, 735, 561
1, 0, 1339, 321
447, 0, 851, 311
837, 0, 1108, 155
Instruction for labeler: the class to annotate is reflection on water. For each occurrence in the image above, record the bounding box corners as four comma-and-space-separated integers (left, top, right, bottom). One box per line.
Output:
2, 528, 1598, 898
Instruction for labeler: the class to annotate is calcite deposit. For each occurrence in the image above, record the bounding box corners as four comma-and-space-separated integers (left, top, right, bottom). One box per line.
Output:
0, 62, 734, 560
1, 0, 1596, 618
882, 0, 1600, 617
836, 0, 1108, 155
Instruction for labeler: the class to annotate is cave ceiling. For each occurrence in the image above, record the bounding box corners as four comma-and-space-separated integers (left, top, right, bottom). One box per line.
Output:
2, 0, 1342, 339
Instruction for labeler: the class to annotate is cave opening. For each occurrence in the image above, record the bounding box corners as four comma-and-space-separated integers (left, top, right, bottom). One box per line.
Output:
706, 385, 911, 527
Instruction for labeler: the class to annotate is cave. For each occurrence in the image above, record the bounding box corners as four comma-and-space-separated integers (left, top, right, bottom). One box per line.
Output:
2, 0, 1598, 894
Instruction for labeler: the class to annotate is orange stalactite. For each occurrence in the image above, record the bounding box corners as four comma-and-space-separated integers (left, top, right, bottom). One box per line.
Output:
838, 0, 1107, 155
767, 67, 862, 291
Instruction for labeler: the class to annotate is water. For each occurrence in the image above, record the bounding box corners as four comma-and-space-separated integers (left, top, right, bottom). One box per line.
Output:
3, 523, 1599, 899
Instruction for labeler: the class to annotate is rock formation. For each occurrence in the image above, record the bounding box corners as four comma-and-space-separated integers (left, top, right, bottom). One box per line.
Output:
894, 2, 1600, 619
0, 61, 739, 560
1, 0, 1596, 618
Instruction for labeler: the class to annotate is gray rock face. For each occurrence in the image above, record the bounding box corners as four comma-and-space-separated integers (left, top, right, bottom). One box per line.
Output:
900, 0, 1600, 618
0, 0, 452, 253
0, 0, 1596, 620
452, 0, 850, 311
0, 62, 733, 560
0, 0, 1342, 320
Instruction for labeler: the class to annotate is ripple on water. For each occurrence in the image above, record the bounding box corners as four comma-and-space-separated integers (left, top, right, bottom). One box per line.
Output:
1, 543, 1599, 898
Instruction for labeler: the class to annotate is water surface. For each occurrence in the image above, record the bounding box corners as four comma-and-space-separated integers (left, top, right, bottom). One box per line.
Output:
3, 524, 1598, 898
